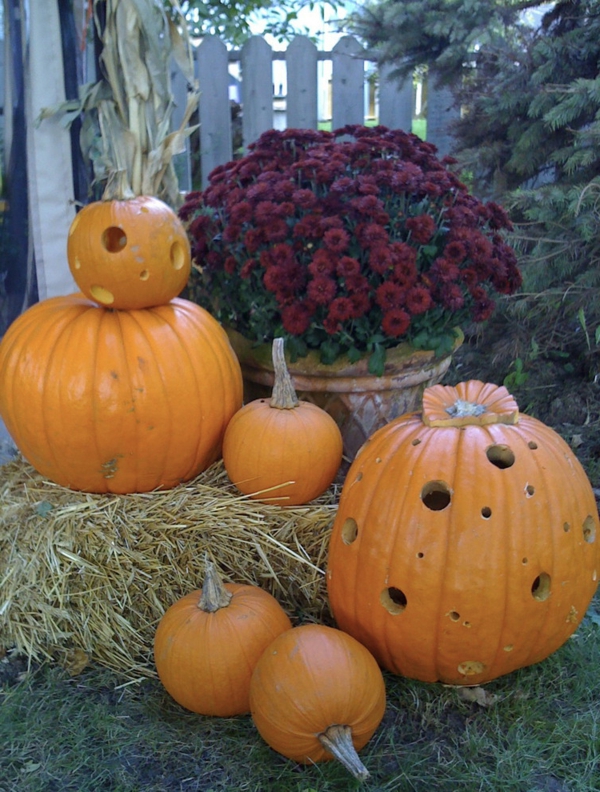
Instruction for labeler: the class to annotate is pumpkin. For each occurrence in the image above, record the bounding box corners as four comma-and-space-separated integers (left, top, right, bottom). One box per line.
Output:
0, 294, 243, 493
249, 623, 386, 780
67, 196, 191, 310
222, 338, 343, 505
327, 380, 600, 686
154, 560, 292, 716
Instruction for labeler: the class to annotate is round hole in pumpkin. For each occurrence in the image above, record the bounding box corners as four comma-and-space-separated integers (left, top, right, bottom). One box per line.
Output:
525, 484, 535, 497
73, 257, 81, 270
463, 620, 471, 628
522, 557, 528, 565
417, 551, 424, 558
583, 515, 596, 543
412, 438, 421, 446
139, 270, 150, 281
486, 444, 515, 469
531, 572, 551, 601
380, 586, 407, 615
421, 480, 451, 511
90, 285, 115, 305
528, 441, 538, 450
171, 241, 186, 270
102, 226, 127, 253
375, 457, 382, 464
564, 522, 571, 532
481, 506, 492, 519
448, 611, 460, 622
341, 517, 358, 545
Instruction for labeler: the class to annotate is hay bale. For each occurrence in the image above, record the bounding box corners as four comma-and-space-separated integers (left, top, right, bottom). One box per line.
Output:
0, 456, 338, 679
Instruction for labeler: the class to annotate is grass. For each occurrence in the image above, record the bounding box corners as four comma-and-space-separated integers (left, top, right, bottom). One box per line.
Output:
2, 595, 599, 792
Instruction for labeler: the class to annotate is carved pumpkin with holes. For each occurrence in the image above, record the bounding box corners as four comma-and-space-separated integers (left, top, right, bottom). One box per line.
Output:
67, 196, 191, 310
326, 380, 600, 686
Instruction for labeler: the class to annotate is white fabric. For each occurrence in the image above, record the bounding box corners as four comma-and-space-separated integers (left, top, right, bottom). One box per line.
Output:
24, 0, 77, 299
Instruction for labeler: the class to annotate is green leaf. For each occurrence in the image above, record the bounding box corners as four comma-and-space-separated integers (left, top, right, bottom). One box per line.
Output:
368, 344, 386, 376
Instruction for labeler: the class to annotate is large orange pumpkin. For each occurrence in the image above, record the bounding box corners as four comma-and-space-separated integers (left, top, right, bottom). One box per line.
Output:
222, 339, 343, 505
67, 196, 191, 310
0, 294, 243, 493
249, 624, 386, 780
154, 560, 292, 716
327, 380, 600, 686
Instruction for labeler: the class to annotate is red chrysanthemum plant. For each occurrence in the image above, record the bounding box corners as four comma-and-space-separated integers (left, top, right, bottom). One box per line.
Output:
180, 126, 521, 375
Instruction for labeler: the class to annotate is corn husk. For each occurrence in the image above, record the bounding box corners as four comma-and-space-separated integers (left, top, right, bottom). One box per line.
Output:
0, 456, 338, 680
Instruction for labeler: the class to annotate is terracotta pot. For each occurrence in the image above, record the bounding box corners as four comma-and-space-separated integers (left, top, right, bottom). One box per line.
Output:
226, 329, 463, 462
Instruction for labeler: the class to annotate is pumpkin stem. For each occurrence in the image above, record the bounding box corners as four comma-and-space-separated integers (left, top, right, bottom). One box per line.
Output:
270, 338, 299, 410
446, 399, 487, 418
317, 724, 370, 781
199, 559, 233, 612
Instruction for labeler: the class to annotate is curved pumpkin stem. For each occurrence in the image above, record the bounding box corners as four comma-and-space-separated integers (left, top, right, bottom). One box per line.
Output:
270, 338, 300, 410
318, 724, 370, 781
199, 559, 232, 612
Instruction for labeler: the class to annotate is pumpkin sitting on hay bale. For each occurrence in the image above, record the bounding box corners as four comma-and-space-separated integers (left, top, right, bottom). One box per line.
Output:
0, 456, 337, 679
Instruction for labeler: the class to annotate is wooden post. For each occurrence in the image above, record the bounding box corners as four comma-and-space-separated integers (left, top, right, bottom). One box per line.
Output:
241, 35, 273, 148
331, 36, 365, 130
426, 70, 459, 157
378, 63, 413, 133
197, 36, 233, 188
286, 35, 318, 130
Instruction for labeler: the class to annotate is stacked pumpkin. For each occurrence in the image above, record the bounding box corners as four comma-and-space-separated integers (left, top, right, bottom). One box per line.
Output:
0, 195, 243, 493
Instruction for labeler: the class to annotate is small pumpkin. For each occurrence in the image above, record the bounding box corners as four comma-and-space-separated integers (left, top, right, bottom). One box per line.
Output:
249, 623, 386, 780
327, 380, 600, 685
67, 196, 191, 310
222, 338, 343, 505
154, 560, 292, 716
0, 294, 243, 493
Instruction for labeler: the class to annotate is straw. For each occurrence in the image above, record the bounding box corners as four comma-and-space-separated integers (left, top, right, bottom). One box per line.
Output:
0, 456, 338, 679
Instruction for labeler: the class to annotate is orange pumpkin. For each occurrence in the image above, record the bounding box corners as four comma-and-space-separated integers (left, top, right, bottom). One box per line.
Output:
0, 294, 243, 493
154, 560, 292, 716
327, 380, 600, 686
222, 339, 343, 505
67, 196, 191, 310
249, 623, 386, 780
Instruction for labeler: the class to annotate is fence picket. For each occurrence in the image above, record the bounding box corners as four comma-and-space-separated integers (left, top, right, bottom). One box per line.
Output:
196, 36, 233, 188
286, 35, 318, 130
331, 35, 366, 131
241, 36, 274, 150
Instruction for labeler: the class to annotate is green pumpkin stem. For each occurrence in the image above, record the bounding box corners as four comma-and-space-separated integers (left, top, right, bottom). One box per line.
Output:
318, 724, 370, 781
270, 338, 299, 410
199, 559, 233, 612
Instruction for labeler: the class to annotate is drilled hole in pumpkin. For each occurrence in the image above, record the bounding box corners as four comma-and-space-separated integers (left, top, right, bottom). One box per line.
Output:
503, 644, 514, 652
341, 517, 358, 545
90, 285, 115, 305
448, 611, 460, 622
412, 438, 421, 446
421, 481, 451, 511
417, 551, 424, 558
355, 472, 363, 482
486, 444, 515, 469
375, 457, 382, 464
531, 572, 551, 601
139, 270, 150, 281
564, 522, 571, 532
73, 256, 81, 270
171, 241, 186, 270
583, 515, 596, 543
528, 441, 538, 450
525, 484, 535, 497
102, 226, 127, 253
522, 557, 528, 565
481, 506, 492, 519
381, 587, 407, 615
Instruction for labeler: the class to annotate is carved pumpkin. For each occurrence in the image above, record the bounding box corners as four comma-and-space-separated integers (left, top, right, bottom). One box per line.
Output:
249, 623, 386, 780
327, 380, 600, 685
222, 339, 343, 505
67, 196, 191, 310
154, 560, 292, 716
0, 294, 243, 493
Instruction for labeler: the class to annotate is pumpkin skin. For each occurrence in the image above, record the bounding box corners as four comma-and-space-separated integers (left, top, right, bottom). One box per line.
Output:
67, 196, 191, 310
0, 294, 243, 493
222, 339, 343, 505
249, 624, 386, 775
327, 380, 600, 686
154, 564, 292, 717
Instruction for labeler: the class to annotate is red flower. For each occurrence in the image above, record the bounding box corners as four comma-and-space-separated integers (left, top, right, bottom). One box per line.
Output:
323, 227, 350, 253
307, 275, 337, 305
282, 302, 312, 335
405, 286, 433, 315
382, 309, 411, 337
336, 256, 361, 279
405, 214, 436, 244
376, 282, 405, 310
308, 249, 336, 277
329, 296, 355, 323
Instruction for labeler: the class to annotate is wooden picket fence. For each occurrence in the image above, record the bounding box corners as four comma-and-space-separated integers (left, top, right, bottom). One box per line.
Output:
171, 34, 459, 190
